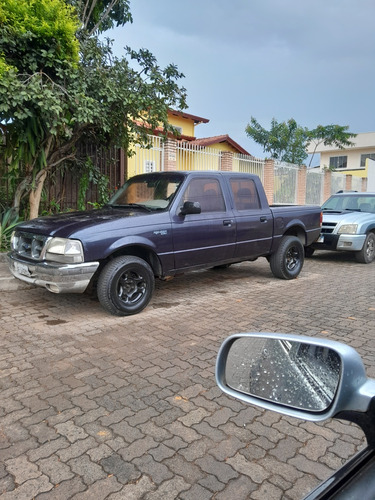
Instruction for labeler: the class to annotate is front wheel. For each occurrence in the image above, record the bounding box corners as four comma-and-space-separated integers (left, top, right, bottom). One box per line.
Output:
270, 236, 304, 280
355, 232, 375, 264
97, 256, 155, 316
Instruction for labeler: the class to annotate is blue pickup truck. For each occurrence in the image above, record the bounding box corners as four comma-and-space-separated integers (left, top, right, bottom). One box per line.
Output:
8, 171, 321, 315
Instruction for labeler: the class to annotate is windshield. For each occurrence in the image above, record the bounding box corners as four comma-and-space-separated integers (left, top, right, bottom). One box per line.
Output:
108, 173, 184, 211
322, 195, 375, 213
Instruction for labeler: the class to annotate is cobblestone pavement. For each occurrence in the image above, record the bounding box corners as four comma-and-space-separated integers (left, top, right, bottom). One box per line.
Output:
0, 252, 374, 499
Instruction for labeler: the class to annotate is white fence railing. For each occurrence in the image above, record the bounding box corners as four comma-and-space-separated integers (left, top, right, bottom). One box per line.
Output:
273, 162, 299, 204
128, 139, 366, 203
306, 169, 324, 205
176, 143, 221, 171
131, 135, 164, 175
232, 154, 265, 182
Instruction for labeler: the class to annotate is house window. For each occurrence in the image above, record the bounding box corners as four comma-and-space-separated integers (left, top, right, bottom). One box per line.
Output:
360, 153, 375, 167
329, 156, 347, 169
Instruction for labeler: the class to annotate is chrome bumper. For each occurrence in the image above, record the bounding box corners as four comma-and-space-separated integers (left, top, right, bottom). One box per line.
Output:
7, 253, 99, 293
336, 234, 367, 252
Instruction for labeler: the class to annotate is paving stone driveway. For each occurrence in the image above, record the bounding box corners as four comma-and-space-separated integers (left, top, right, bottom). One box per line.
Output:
1, 253, 374, 499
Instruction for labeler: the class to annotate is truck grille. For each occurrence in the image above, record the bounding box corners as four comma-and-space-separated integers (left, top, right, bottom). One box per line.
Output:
321, 222, 336, 234
12, 231, 49, 260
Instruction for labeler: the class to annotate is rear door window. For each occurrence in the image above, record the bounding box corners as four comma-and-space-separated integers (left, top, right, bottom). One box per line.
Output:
230, 179, 260, 210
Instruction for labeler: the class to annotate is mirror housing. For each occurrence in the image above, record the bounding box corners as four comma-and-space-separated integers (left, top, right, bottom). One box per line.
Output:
179, 201, 201, 216
216, 333, 371, 422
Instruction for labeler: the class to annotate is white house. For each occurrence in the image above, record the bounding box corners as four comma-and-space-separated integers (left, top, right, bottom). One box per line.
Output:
307, 131, 375, 176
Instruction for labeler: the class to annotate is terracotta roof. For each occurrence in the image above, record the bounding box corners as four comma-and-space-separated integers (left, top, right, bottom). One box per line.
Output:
189, 135, 251, 156
133, 119, 195, 141
168, 109, 209, 125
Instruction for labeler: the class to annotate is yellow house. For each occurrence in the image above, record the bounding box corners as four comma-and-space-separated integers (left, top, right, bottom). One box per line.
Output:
167, 109, 209, 139
188, 134, 250, 155
126, 110, 251, 178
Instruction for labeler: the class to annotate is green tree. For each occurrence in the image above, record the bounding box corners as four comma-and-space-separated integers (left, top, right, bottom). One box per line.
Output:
66, 0, 133, 36
307, 124, 356, 167
245, 117, 309, 165
245, 117, 356, 166
0, 0, 187, 219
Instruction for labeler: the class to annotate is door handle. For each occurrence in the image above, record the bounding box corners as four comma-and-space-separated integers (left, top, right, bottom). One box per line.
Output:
223, 219, 234, 227
260, 216, 268, 223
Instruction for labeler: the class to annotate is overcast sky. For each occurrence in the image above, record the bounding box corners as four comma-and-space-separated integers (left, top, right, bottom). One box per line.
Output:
108, 0, 375, 160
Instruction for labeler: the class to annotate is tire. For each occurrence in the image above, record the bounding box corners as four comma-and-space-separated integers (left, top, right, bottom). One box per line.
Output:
304, 246, 315, 258
355, 232, 375, 264
270, 236, 304, 280
97, 256, 155, 316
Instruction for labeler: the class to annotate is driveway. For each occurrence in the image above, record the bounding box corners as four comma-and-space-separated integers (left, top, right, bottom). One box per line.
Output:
0, 253, 374, 499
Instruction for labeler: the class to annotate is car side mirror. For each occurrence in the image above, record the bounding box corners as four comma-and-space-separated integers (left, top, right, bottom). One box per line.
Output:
216, 333, 375, 441
179, 201, 201, 216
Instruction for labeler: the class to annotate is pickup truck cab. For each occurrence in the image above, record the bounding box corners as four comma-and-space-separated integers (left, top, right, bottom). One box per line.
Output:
8, 171, 321, 315
309, 191, 375, 263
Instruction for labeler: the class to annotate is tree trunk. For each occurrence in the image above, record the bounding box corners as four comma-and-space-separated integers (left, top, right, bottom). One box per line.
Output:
29, 169, 47, 220
12, 176, 30, 217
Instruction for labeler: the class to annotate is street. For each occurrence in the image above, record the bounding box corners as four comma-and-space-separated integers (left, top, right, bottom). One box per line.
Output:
0, 252, 374, 499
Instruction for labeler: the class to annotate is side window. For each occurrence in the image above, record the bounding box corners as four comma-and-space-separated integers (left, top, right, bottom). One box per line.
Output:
231, 179, 260, 210
182, 178, 226, 213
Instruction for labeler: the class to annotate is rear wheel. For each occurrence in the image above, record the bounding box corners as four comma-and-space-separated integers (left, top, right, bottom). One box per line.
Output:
355, 232, 375, 264
270, 236, 304, 279
97, 256, 155, 316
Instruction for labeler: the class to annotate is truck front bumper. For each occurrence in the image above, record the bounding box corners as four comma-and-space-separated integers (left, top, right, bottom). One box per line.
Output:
7, 253, 100, 294
312, 233, 366, 252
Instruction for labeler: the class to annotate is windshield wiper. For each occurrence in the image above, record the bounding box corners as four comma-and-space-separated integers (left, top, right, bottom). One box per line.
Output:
109, 203, 153, 212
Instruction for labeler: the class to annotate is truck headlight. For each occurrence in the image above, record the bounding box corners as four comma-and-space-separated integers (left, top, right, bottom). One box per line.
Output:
10, 231, 17, 251
45, 238, 84, 264
337, 224, 358, 235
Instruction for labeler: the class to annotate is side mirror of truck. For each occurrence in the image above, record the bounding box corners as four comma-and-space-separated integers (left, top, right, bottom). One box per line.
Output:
216, 333, 375, 441
179, 201, 201, 216
216, 333, 375, 499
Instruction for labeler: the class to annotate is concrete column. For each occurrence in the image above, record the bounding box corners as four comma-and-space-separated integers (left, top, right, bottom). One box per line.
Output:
345, 174, 352, 191
220, 151, 233, 171
163, 138, 177, 171
263, 159, 275, 205
297, 166, 307, 205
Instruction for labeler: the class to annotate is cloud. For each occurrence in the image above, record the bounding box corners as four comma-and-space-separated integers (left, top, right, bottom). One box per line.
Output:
109, 0, 375, 156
